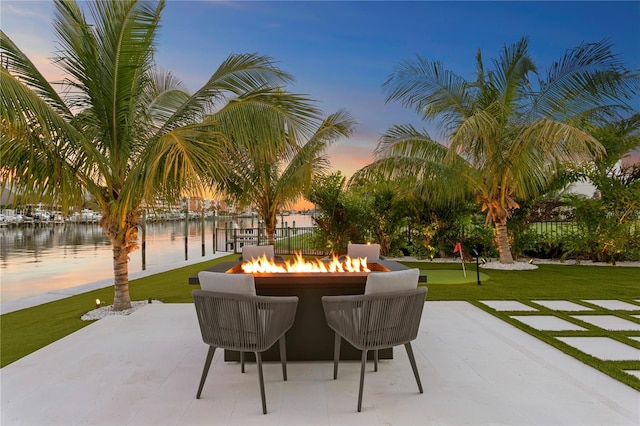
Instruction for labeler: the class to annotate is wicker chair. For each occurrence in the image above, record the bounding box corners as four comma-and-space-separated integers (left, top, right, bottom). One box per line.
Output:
192, 289, 298, 414
321, 269, 426, 412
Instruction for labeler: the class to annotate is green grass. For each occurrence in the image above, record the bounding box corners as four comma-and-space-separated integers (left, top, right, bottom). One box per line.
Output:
411, 261, 640, 300
418, 269, 491, 284
2, 255, 639, 391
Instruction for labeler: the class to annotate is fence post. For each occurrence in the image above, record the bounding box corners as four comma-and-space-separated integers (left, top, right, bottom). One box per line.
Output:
212, 211, 216, 253
233, 227, 237, 254
141, 210, 146, 271
184, 213, 188, 261
201, 208, 205, 257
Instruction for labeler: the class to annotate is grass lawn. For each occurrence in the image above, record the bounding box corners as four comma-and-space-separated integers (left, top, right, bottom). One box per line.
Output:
2, 255, 639, 390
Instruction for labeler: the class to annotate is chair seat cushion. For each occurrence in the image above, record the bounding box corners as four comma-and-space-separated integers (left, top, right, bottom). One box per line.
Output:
198, 271, 256, 295
364, 268, 420, 294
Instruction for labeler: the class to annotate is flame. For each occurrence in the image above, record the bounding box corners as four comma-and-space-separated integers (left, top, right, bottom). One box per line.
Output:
240, 251, 371, 274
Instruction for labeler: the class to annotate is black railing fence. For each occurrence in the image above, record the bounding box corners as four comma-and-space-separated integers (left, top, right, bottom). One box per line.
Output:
222, 226, 329, 256
221, 221, 610, 257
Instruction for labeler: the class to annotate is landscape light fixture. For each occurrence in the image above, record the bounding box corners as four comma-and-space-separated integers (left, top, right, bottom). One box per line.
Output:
95, 298, 101, 308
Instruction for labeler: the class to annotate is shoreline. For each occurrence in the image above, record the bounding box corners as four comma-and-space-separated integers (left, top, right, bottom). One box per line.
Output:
0, 251, 232, 315
2, 254, 637, 315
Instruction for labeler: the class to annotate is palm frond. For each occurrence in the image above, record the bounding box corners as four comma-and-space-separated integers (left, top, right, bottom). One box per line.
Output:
534, 39, 640, 120
209, 87, 321, 155
491, 36, 536, 108
53, 0, 162, 154
279, 109, 355, 196
383, 55, 472, 131
146, 69, 194, 128
156, 53, 301, 136
0, 30, 70, 117
140, 122, 230, 203
375, 124, 449, 162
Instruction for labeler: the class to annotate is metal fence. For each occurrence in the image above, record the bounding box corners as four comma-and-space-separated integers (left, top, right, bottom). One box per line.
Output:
528, 221, 581, 238
220, 221, 637, 257
222, 226, 329, 256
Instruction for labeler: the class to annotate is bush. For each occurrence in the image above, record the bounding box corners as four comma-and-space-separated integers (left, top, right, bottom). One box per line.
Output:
562, 195, 640, 263
512, 228, 566, 259
443, 216, 497, 259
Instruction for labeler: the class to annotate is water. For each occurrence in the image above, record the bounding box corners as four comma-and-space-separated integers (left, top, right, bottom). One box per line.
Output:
0, 214, 313, 303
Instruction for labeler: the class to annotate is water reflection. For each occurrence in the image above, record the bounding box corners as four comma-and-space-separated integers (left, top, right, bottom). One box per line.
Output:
0, 214, 313, 303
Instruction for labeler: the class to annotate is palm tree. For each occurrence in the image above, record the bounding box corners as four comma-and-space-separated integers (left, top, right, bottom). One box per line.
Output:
358, 37, 638, 263
218, 110, 355, 245
1, 0, 320, 310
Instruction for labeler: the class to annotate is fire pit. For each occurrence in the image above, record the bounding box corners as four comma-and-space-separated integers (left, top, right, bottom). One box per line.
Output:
189, 255, 426, 361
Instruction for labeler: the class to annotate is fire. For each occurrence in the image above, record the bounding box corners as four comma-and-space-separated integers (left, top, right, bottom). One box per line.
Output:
240, 252, 371, 274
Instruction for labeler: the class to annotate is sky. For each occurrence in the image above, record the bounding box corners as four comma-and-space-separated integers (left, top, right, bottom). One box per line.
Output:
2, 0, 640, 178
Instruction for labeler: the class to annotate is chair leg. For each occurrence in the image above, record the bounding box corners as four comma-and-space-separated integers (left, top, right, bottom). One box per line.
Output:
374, 349, 378, 372
240, 351, 245, 373
404, 342, 423, 393
358, 349, 368, 412
333, 332, 341, 380
279, 335, 287, 381
256, 352, 267, 415
196, 346, 216, 399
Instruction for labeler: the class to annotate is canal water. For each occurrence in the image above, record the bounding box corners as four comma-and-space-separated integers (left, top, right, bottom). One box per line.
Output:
0, 214, 313, 303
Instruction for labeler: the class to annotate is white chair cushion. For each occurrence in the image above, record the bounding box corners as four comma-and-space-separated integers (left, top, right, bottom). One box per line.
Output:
348, 243, 380, 261
364, 268, 420, 295
242, 245, 275, 261
198, 271, 256, 295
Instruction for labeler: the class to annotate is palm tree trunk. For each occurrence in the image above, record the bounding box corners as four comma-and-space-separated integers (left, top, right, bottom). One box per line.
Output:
266, 223, 275, 246
494, 220, 514, 264
112, 240, 132, 311
103, 216, 135, 312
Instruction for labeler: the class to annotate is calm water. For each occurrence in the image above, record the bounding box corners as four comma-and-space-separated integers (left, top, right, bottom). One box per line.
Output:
0, 214, 313, 303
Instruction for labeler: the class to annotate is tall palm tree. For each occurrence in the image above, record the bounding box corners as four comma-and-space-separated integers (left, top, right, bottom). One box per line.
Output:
1, 0, 320, 309
358, 37, 638, 263
218, 110, 355, 245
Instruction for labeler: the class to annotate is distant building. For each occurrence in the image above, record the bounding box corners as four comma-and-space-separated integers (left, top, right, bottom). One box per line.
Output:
186, 197, 224, 213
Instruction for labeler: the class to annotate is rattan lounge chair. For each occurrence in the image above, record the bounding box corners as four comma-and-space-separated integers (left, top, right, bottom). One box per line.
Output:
321, 268, 426, 411
193, 272, 298, 414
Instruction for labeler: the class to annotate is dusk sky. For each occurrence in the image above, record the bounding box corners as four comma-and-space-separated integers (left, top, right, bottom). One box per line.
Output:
2, 1, 639, 177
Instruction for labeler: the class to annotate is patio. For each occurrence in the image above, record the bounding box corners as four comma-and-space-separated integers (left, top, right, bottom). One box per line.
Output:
2, 301, 638, 425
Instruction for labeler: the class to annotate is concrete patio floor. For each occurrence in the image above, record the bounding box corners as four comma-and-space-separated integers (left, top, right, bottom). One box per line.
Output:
2, 301, 639, 425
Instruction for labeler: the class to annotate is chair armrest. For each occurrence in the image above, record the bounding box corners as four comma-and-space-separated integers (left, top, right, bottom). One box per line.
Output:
321, 287, 427, 350
254, 294, 299, 346
193, 290, 298, 352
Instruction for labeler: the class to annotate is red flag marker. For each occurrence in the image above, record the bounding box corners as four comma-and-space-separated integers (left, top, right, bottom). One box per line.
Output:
454, 243, 466, 277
